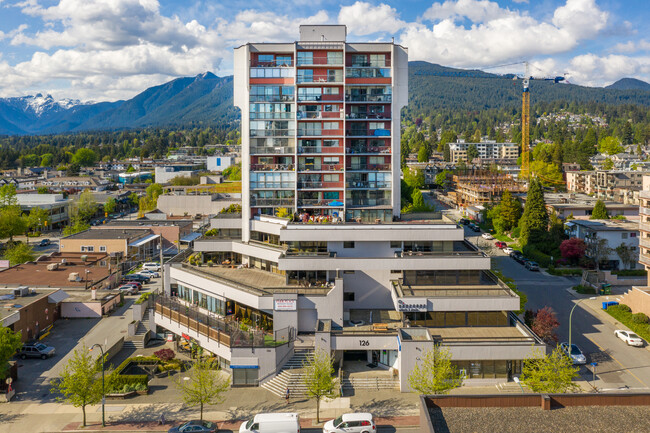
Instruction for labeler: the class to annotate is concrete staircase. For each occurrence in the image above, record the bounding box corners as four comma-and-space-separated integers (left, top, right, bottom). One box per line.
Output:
261, 349, 315, 397
125, 308, 151, 350
341, 376, 399, 391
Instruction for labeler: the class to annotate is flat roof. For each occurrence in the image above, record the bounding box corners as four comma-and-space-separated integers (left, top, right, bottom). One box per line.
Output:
105, 219, 193, 227
429, 326, 528, 342
428, 406, 650, 433
0, 261, 112, 290
64, 228, 150, 240
0, 289, 58, 320
569, 219, 639, 231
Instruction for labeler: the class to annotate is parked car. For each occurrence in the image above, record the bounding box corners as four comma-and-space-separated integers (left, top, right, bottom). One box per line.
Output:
120, 281, 142, 291
168, 420, 217, 433
495, 241, 507, 249
118, 285, 138, 295
138, 269, 160, 278
459, 218, 470, 225
38, 239, 51, 247
468, 223, 481, 232
17, 343, 55, 360
481, 233, 494, 240
324, 413, 375, 433
560, 342, 587, 365
122, 274, 150, 283
503, 247, 514, 255
239, 413, 300, 433
511, 251, 526, 264
142, 262, 161, 272
614, 330, 644, 347
525, 261, 540, 271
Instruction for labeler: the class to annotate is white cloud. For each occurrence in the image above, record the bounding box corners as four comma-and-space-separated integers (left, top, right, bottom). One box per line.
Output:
567, 53, 650, 86
338, 1, 405, 35
612, 39, 650, 54
512, 0, 529, 3
400, 0, 609, 68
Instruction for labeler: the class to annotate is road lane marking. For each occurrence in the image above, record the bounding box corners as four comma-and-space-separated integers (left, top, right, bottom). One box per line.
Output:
584, 334, 649, 388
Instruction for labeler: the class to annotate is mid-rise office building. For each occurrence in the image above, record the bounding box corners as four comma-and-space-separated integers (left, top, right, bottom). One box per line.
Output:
153, 26, 543, 392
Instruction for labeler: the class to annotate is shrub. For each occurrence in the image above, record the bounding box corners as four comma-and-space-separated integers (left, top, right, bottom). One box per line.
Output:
573, 285, 596, 294
154, 348, 176, 362
605, 304, 650, 343
548, 268, 583, 276
134, 292, 151, 305
612, 269, 647, 277
204, 228, 219, 236
522, 245, 552, 267
632, 313, 649, 325
619, 304, 632, 313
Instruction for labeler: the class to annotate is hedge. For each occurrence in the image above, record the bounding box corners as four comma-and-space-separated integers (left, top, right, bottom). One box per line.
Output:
522, 245, 552, 268
612, 269, 647, 277
548, 268, 583, 276
605, 304, 650, 343
134, 292, 152, 305
106, 356, 159, 393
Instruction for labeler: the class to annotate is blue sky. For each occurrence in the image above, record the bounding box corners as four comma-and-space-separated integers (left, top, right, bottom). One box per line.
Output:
0, 0, 648, 101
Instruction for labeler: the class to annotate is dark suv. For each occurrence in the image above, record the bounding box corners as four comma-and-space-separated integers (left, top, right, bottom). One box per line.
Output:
18, 343, 56, 360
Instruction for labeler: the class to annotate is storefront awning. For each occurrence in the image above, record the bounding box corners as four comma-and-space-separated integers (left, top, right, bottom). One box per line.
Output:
180, 232, 202, 243
128, 234, 160, 247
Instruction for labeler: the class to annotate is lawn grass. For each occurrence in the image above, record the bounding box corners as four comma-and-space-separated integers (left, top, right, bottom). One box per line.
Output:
182, 181, 242, 194
493, 233, 514, 242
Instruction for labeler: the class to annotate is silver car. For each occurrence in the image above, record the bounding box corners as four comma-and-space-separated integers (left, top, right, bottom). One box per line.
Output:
324, 413, 375, 433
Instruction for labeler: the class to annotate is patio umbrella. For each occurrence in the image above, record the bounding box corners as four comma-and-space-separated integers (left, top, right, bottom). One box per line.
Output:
328, 201, 344, 206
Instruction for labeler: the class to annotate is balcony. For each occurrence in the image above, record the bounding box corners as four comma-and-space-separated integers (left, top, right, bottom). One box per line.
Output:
250, 129, 295, 137
346, 60, 391, 68
298, 164, 344, 172
346, 113, 390, 120
250, 146, 295, 155
250, 163, 295, 171
297, 75, 343, 84
346, 163, 391, 171
345, 94, 392, 103
251, 60, 293, 67
250, 95, 294, 103
346, 129, 391, 137
298, 199, 344, 207
346, 181, 391, 189
296, 56, 343, 66
250, 182, 295, 189
347, 198, 392, 207
297, 111, 344, 120
250, 112, 294, 120
347, 146, 391, 155
297, 181, 344, 189
250, 198, 295, 207
298, 146, 344, 154
154, 295, 289, 348
298, 129, 343, 137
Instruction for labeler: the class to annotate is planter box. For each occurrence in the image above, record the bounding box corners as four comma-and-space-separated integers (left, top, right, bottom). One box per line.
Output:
106, 391, 138, 399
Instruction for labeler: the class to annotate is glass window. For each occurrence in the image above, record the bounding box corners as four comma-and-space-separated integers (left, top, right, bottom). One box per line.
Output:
344, 241, 355, 248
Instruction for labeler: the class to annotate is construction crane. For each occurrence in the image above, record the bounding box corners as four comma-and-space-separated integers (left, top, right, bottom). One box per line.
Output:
512, 61, 566, 181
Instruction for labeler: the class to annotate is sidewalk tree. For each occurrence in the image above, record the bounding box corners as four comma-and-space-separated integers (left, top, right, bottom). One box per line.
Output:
51, 344, 103, 427
175, 358, 230, 421
3, 242, 36, 266
519, 178, 548, 247
76, 190, 98, 222
521, 346, 580, 393
590, 200, 609, 219
531, 306, 560, 344
104, 198, 117, 215
63, 214, 91, 236
303, 349, 338, 423
27, 206, 51, 233
0, 322, 22, 380
407, 344, 463, 395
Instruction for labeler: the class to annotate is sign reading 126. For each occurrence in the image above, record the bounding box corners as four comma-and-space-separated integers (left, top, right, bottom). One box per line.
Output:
396, 298, 428, 312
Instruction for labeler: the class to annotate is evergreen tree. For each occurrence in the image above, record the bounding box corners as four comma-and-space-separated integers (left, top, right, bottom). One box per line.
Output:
467, 143, 479, 161
443, 143, 451, 162
519, 179, 549, 247
499, 190, 522, 232
591, 200, 609, 219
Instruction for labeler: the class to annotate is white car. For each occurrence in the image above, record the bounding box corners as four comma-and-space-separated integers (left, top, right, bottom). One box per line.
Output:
560, 342, 587, 365
138, 269, 160, 278
614, 330, 644, 347
323, 413, 375, 433
141, 262, 161, 272
503, 247, 514, 255
481, 233, 494, 240
118, 285, 138, 295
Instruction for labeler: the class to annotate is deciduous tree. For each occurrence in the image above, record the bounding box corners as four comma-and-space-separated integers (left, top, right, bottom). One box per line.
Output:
175, 358, 230, 421
3, 242, 36, 265
303, 349, 338, 423
0, 322, 22, 380
532, 306, 560, 344
103, 198, 117, 215
521, 346, 580, 394
407, 344, 463, 394
559, 238, 586, 263
51, 344, 103, 427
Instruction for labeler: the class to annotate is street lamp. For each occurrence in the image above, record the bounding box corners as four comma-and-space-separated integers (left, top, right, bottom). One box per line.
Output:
568, 297, 597, 349
513, 376, 524, 393
89, 344, 106, 427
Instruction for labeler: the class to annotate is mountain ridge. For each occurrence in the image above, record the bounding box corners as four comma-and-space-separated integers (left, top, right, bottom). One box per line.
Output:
605, 77, 650, 91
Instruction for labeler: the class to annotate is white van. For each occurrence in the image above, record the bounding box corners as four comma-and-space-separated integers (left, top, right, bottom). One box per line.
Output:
239, 413, 300, 433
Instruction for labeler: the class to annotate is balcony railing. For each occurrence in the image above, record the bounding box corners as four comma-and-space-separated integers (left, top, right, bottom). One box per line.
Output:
250, 95, 294, 103
250, 129, 295, 137
298, 199, 344, 207
346, 129, 391, 137
250, 198, 295, 207
250, 164, 295, 171
154, 295, 290, 348
250, 146, 295, 155
346, 113, 390, 120
347, 198, 391, 207
297, 181, 344, 189
298, 146, 344, 154
297, 111, 344, 119
346, 60, 391, 68
297, 75, 343, 84
347, 147, 391, 154
346, 163, 391, 171
297, 56, 343, 66
345, 94, 392, 102
250, 112, 294, 120
251, 60, 293, 67
250, 182, 295, 189
346, 68, 391, 78
346, 181, 391, 189
298, 164, 344, 171
298, 129, 343, 137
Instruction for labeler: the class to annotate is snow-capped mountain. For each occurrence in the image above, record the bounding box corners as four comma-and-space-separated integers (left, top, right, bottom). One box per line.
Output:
3, 93, 87, 116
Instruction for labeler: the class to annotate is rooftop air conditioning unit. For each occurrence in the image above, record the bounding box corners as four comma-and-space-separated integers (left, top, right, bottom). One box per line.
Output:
61, 258, 67, 265
47, 263, 59, 271
13, 286, 30, 297
68, 272, 80, 282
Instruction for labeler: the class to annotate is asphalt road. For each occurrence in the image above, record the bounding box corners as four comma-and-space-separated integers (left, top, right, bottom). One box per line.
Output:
461, 224, 650, 391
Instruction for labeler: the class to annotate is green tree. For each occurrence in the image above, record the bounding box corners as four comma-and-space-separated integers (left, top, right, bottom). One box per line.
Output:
407, 344, 464, 394
104, 198, 117, 215
443, 142, 451, 162
466, 143, 479, 161
519, 179, 549, 247
40, 153, 54, 167
529, 161, 563, 186
601, 158, 614, 170
591, 200, 609, 219
50, 344, 103, 427
0, 206, 27, 242
303, 349, 338, 423
3, 242, 36, 265
128, 192, 139, 207
175, 358, 230, 421
598, 136, 624, 155
71, 148, 98, 167
63, 214, 90, 236
37, 186, 49, 194
27, 206, 51, 232
434, 170, 451, 189
438, 130, 457, 152
169, 175, 200, 186
126, 164, 136, 173
146, 183, 163, 202
615, 244, 634, 270
222, 163, 241, 180
520, 346, 579, 393
0, 322, 22, 380
499, 190, 522, 232
403, 168, 425, 191
0, 184, 18, 208
75, 190, 98, 222
417, 145, 430, 162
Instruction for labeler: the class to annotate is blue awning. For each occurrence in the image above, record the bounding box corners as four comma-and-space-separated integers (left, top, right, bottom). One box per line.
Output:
128, 234, 160, 247
180, 232, 202, 243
